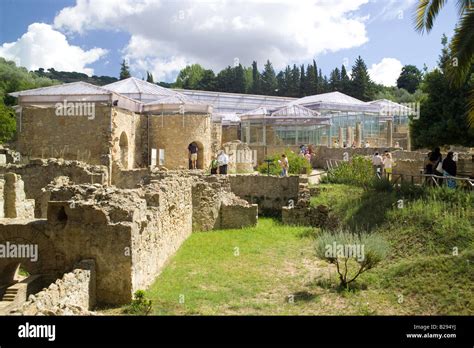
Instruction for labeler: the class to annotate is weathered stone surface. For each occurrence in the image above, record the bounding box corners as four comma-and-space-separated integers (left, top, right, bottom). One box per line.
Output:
3, 173, 34, 218
10, 260, 96, 316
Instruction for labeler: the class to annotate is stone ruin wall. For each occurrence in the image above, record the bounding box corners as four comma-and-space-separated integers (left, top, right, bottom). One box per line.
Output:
312, 146, 473, 177
148, 113, 212, 170
0, 158, 109, 217
15, 106, 113, 166
228, 174, 301, 216
10, 259, 96, 315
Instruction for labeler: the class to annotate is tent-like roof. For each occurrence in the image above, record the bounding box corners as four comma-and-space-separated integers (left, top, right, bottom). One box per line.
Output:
367, 99, 413, 116
241, 104, 330, 126
143, 94, 212, 114
103, 77, 178, 102
9, 81, 111, 97
291, 91, 380, 113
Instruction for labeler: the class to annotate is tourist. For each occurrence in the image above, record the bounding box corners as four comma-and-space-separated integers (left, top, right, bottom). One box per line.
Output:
278, 154, 289, 177
351, 141, 357, 149
217, 150, 229, 175
383, 151, 394, 181
364, 141, 370, 148
430, 147, 443, 175
394, 141, 400, 148
424, 151, 434, 174
442, 151, 457, 189
333, 140, 339, 148
372, 152, 383, 178
188, 142, 198, 170
209, 155, 219, 175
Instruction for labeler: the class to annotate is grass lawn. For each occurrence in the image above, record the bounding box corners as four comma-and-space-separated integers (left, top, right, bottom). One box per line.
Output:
134, 183, 474, 316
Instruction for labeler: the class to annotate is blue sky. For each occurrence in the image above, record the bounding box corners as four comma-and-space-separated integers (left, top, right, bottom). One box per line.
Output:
0, 0, 459, 85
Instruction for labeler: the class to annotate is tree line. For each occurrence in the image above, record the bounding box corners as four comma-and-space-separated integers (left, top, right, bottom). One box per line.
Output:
167, 56, 423, 103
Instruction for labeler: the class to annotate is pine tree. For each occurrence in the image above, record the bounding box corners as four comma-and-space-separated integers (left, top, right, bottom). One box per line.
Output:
261, 60, 277, 95
349, 56, 373, 101
146, 71, 154, 83
305, 64, 317, 96
119, 59, 131, 80
329, 67, 341, 91
299, 64, 306, 97
340, 65, 350, 94
251, 61, 261, 94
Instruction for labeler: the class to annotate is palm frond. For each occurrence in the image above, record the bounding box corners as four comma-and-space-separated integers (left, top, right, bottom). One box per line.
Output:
456, 0, 473, 15
449, 10, 474, 86
468, 89, 474, 127
415, 0, 448, 33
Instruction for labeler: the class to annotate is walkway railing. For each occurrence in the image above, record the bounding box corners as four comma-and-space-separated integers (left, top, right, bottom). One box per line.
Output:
391, 173, 474, 190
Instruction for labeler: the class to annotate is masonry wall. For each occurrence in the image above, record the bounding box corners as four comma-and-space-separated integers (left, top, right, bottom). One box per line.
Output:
12, 259, 96, 315
131, 178, 193, 292
228, 174, 301, 215
222, 125, 240, 145
0, 159, 108, 217
16, 105, 112, 166
149, 113, 212, 170
111, 109, 146, 170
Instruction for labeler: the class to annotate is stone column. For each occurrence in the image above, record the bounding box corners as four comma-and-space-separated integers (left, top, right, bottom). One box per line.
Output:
326, 125, 331, 147
346, 126, 353, 146
387, 120, 393, 148
0, 177, 4, 219
406, 125, 412, 151
355, 122, 362, 148
338, 127, 344, 148
4, 173, 34, 219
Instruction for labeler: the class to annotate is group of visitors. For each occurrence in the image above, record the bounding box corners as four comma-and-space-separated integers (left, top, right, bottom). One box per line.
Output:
188, 142, 229, 175
372, 151, 394, 179
298, 144, 313, 162
424, 147, 457, 188
209, 150, 229, 175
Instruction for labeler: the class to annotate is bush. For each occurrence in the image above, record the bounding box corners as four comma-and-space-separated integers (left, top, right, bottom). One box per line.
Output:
0, 102, 16, 143
124, 290, 152, 315
315, 230, 389, 288
257, 150, 312, 176
325, 156, 374, 188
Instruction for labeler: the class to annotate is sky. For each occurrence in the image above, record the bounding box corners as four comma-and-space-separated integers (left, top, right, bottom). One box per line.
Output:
0, 0, 460, 86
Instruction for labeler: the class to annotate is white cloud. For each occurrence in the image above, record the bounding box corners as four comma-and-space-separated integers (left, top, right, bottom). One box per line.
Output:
53, 0, 371, 80
368, 57, 403, 86
0, 23, 107, 75
370, 0, 417, 21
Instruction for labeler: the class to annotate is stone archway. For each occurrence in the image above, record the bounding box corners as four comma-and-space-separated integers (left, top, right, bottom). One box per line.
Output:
119, 132, 129, 169
188, 141, 204, 169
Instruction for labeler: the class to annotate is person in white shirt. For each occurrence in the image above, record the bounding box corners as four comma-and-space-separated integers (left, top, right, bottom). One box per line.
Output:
383, 151, 394, 180
278, 154, 289, 177
372, 152, 383, 177
217, 150, 229, 175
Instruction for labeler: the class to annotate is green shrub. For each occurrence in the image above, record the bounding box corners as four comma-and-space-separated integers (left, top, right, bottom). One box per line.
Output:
124, 290, 152, 315
257, 150, 311, 176
315, 230, 389, 288
325, 156, 375, 188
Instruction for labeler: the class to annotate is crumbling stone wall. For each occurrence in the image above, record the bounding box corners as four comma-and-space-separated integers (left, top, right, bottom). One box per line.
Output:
2, 173, 34, 219
222, 141, 255, 173
189, 174, 258, 231
0, 159, 108, 217
11, 259, 96, 315
228, 174, 301, 216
